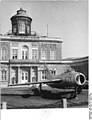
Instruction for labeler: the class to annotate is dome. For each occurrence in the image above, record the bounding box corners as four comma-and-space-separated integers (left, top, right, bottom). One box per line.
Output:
11, 8, 32, 21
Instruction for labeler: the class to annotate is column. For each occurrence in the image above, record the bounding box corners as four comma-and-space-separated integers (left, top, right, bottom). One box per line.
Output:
38, 43, 41, 60
18, 66, 21, 84
29, 67, 32, 83
47, 44, 50, 61
38, 66, 41, 82
9, 66, 12, 84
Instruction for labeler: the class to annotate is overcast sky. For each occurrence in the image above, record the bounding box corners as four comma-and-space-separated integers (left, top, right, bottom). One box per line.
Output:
0, 0, 88, 59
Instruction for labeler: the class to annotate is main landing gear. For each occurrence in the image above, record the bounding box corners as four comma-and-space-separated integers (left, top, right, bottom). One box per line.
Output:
70, 86, 82, 99
70, 87, 77, 99
38, 83, 42, 94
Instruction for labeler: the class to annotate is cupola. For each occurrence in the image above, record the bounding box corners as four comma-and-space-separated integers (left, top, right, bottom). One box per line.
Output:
10, 8, 32, 36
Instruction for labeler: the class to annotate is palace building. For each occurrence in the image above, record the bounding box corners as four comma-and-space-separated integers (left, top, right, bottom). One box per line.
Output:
0, 8, 63, 87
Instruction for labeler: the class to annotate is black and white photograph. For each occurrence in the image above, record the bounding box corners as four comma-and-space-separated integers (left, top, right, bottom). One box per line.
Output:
0, 0, 89, 119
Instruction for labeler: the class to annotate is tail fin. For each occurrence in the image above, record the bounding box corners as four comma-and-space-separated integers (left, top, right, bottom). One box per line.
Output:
44, 64, 53, 80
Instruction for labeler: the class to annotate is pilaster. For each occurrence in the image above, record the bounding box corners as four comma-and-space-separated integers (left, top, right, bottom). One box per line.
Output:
18, 66, 21, 84
9, 66, 12, 84
29, 67, 32, 83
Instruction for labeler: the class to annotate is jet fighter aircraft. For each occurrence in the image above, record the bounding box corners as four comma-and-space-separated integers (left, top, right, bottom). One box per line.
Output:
9, 64, 86, 98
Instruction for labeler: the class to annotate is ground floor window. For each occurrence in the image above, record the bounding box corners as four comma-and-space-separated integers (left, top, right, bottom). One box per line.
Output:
50, 69, 56, 75
22, 73, 24, 80
1, 69, 7, 81
21, 72, 28, 82
42, 70, 47, 80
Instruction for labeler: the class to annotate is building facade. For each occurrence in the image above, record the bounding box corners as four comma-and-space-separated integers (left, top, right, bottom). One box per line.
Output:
0, 8, 63, 87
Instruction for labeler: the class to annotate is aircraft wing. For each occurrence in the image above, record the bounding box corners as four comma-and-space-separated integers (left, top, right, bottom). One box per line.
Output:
9, 79, 62, 87
37, 79, 62, 84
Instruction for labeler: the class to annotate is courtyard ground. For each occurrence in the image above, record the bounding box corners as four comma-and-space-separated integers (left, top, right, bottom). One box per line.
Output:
1, 86, 88, 109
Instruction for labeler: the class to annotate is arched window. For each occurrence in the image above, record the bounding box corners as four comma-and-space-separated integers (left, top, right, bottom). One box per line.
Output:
18, 21, 25, 34
22, 45, 29, 59
2, 47, 7, 60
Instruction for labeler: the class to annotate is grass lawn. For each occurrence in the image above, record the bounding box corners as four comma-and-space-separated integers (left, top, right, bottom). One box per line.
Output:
1, 86, 88, 109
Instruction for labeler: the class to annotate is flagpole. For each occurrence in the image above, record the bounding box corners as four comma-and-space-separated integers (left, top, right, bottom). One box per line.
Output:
47, 24, 48, 37
0, 24, 1, 34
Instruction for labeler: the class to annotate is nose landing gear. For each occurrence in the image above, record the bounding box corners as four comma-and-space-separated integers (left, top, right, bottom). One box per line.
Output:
70, 86, 82, 99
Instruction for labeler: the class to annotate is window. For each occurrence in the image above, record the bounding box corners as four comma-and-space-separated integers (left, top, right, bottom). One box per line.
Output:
50, 69, 56, 75
25, 73, 28, 80
32, 49, 38, 60
2, 47, 7, 60
22, 46, 28, 59
27, 25, 30, 34
13, 25, 17, 33
41, 49, 47, 60
22, 50, 28, 59
22, 73, 24, 80
18, 21, 25, 34
42, 70, 47, 80
12, 43, 18, 59
21, 72, 28, 81
12, 49, 18, 59
50, 50, 56, 60
1, 70, 7, 81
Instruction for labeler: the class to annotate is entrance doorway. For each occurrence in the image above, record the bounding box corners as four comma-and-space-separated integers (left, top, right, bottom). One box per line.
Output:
21, 71, 28, 83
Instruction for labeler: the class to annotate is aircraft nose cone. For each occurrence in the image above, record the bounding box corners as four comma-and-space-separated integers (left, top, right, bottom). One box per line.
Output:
75, 73, 86, 85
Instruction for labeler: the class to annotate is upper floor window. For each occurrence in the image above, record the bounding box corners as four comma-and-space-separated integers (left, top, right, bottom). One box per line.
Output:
12, 49, 18, 59
50, 44, 56, 60
13, 25, 17, 34
41, 49, 47, 60
50, 49, 56, 60
18, 21, 25, 34
27, 25, 30, 34
32, 49, 38, 60
1, 69, 7, 81
12, 42, 18, 59
22, 46, 29, 59
2, 47, 7, 60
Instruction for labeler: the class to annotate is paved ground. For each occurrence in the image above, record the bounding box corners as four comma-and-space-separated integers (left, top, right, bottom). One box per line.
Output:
1, 86, 88, 109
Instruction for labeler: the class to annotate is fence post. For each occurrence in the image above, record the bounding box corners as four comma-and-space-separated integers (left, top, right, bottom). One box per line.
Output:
63, 99, 67, 108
